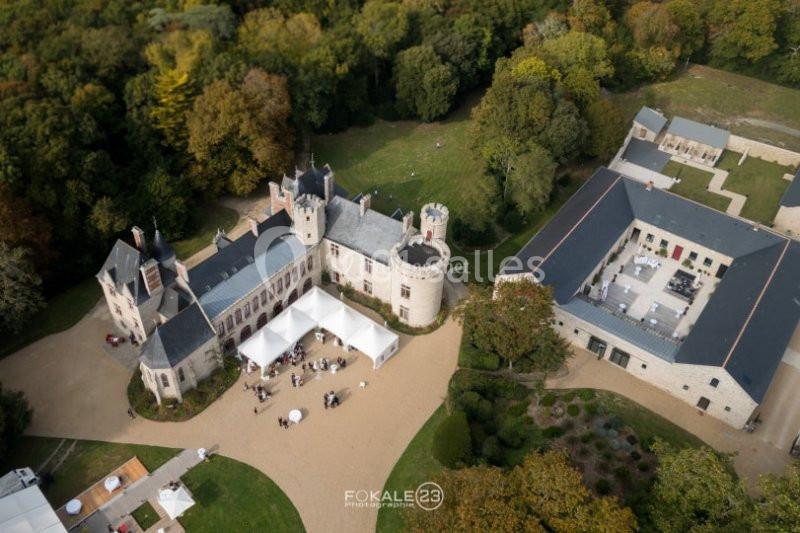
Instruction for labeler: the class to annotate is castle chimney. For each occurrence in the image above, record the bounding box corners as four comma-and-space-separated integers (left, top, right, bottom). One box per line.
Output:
175, 260, 189, 283
402, 211, 414, 234
132, 226, 146, 251
359, 194, 371, 217
140, 258, 163, 296
248, 216, 259, 237
324, 174, 334, 204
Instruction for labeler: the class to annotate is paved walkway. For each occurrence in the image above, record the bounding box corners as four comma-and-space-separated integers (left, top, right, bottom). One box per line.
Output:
100, 449, 202, 527
672, 156, 747, 216
547, 349, 792, 488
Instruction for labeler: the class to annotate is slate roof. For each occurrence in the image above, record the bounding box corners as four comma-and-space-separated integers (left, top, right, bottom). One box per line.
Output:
325, 196, 406, 264
198, 234, 307, 319
158, 286, 191, 320
779, 169, 800, 207
188, 209, 292, 297
503, 166, 800, 402
96, 240, 152, 304
667, 116, 730, 149
152, 229, 176, 266
281, 166, 348, 201
633, 106, 667, 134
140, 303, 215, 369
622, 138, 671, 172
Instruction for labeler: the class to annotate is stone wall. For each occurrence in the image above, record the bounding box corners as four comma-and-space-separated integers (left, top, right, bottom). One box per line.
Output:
727, 134, 800, 167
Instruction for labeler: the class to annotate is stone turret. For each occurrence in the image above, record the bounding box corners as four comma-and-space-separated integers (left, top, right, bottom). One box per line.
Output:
292, 194, 326, 246
420, 202, 449, 242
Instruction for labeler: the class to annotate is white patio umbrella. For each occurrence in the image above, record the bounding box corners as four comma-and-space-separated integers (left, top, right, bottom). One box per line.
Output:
291, 286, 344, 322
158, 486, 195, 520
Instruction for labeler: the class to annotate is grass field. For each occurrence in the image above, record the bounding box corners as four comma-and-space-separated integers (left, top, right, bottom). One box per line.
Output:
180, 455, 304, 533
312, 95, 484, 222
2, 437, 179, 507
662, 161, 731, 213
376, 405, 446, 533
131, 501, 160, 530
717, 151, 794, 224
173, 204, 239, 259
0, 278, 101, 359
611, 64, 800, 152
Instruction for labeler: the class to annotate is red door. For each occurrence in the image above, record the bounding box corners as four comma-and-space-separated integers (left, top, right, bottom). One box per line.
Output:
672, 245, 683, 260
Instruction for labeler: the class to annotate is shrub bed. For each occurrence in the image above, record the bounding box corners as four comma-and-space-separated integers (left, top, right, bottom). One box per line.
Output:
128, 356, 240, 422
339, 283, 447, 335
432, 410, 473, 467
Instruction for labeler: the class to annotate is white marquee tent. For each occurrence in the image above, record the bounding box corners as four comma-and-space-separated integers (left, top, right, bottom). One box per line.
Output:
158, 486, 195, 520
238, 327, 293, 370
0, 485, 65, 533
237, 286, 400, 372
292, 287, 344, 321
319, 307, 371, 345
347, 322, 400, 369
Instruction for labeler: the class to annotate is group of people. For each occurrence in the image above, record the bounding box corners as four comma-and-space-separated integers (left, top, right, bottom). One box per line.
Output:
290, 373, 304, 387
243, 381, 271, 403
324, 390, 341, 409
276, 416, 291, 429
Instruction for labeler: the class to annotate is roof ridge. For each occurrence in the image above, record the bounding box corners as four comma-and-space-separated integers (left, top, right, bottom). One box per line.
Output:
721, 239, 791, 368
540, 174, 624, 266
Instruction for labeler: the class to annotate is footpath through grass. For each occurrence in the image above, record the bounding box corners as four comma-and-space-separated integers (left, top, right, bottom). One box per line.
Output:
179, 454, 305, 533
313, 95, 484, 221
717, 151, 794, 224
662, 161, 731, 213
611, 64, 800, 152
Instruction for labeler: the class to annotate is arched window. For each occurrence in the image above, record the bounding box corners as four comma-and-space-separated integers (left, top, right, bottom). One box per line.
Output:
160, 374, 169, 388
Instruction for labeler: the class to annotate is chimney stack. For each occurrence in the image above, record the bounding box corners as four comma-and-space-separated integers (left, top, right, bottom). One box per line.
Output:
140, 259, 163, 296
324, 174, 334, 205
248, 216, 259, 237
359, 194, 371, 217
132, 226, 146, 251
402, 211, 414, 234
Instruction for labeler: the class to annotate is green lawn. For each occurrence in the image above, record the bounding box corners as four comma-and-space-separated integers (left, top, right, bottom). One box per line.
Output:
716, 151, 795, 224
312, 95, 484, 222
2, 437, 179, 508
611, 64, 800, 152
179, 455, 304, 533
172, 204, 240, 259
662, 161, 731, 213
376, 405, 446, 533
594, 390, 705, 449
0, 278, 101, 359
132, 501, 160, 530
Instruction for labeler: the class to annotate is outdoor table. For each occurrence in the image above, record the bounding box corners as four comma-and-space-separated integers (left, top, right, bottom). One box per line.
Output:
65, 499, 82, 515
197, 448, 207, 460
649, 319, 658, 325
288, 409, 302, 424
104, 476, 121, 493
330, 364, 339, 374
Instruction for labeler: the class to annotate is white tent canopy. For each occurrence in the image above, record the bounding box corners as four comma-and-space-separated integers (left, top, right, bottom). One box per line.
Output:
319, 307, 371, 344
347, 322, 399, 368
158, 486, 195, 520
238, 287, 400, 372
238, 327, 293, 369
267, 307, 317, 345
292, 287, 344, 322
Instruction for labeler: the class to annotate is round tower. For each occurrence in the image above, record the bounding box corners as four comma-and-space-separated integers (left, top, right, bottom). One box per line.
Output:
292, 194, 326, 246
420, 203, 449, 242
390, 235, 451, 327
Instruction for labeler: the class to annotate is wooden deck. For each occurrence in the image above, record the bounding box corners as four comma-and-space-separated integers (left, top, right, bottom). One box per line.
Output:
56, 456, 149, 530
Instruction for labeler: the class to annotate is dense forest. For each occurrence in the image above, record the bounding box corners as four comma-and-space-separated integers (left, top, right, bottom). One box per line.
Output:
2, 0, 800, 322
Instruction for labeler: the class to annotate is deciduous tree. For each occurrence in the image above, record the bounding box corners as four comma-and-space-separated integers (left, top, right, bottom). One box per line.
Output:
393, 45, 458, 121
0, 244, 44, 335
